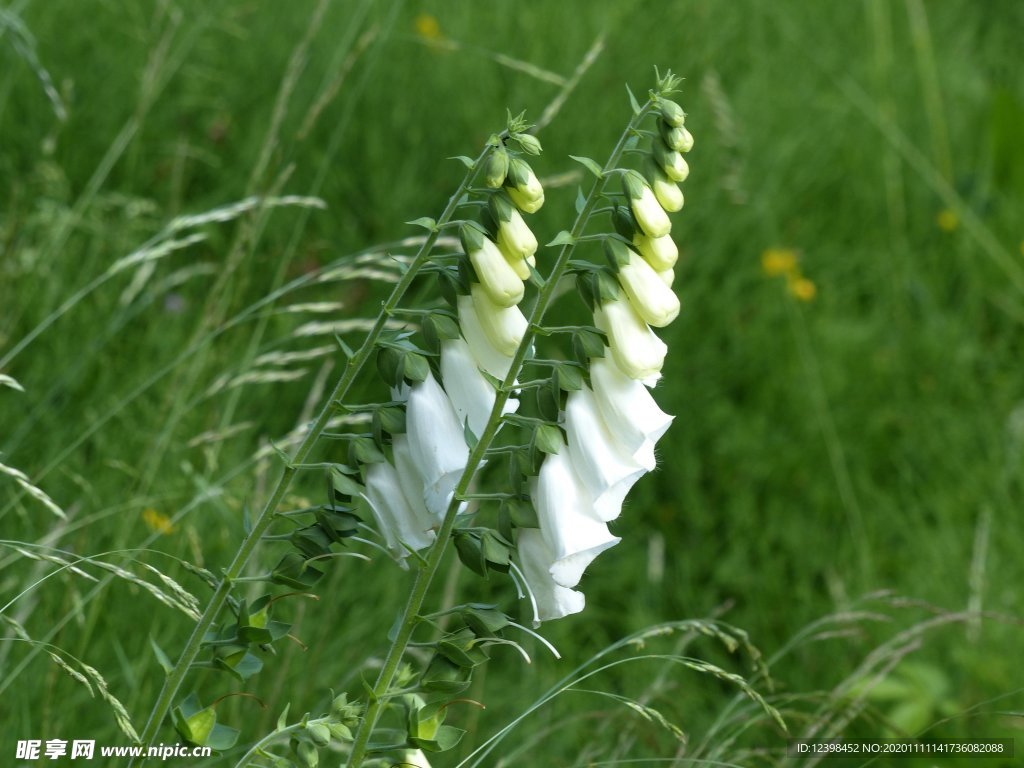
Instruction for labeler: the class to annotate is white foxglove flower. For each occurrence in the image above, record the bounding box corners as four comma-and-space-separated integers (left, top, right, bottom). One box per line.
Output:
402, 749, 433, 768
457, 294, 515, 379
391, 434, 429, 517
496, 207, 538, 261
533, 450, 621, 588
468, 235, 524, 308
362, 460, 436, 563
633, 231, 678, 271
405, 371, 469, 518
623, 171, 671, 238
589, 356, 673, 465
663, 150, 690, 181
440, 338, 517, 439
517, 528, 585, 625
470, 282, 528, 357
508, 187, 545, 214
565, 387, 649, 522
617, 247, 680, 327
506, 157, 544, 213
649, 164, 684, 212
594, 297, 668, 385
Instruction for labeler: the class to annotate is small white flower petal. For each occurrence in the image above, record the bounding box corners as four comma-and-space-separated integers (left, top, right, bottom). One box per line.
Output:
440, 338, 517, 439
469, 236, 524, 308
517, 528, 585, 625
633, 232, 678, 271
361, 461, 436, 562
565, 387, 649, 521
534, 450, 621, 588
470, 282, 528, 357
618, 250, 680, 327
405, 371, 469, 519
594, 298, 667, 383
589, 356, 673, 463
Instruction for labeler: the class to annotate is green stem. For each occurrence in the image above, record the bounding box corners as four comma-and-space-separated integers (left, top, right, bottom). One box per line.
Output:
344, 100, 655, 768
130, 140, 498, 766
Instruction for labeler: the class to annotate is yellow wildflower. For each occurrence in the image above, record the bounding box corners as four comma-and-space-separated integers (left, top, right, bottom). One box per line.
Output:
761, 248, 798, 277
142, 507, 175, 534
788, 276, 817, 302
414, 13, 442, 40
936, 208, 958, 232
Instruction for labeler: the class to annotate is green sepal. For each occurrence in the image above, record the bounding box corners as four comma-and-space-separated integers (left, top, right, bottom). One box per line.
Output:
377, 405, 407, 436
604, 238, 632, 270
625, 82, 642, 115
621, 169, 646, 200
535, 376, 560, 423
487, 189, 516, 223
461, 604, 510, 636
612, 204, 638, 239
376, 346, 405, 389
272, 552, 324, 589
459, 221, 487, 254
512, 132, 542, 156
172, 693, 241, 750
404, 352, 431, 383
212, 649, 263, 681
437, 628, 489, 668
411, 725, 466, 753
453, 530, 487, 577
556, 361, 584, 391
331, 465, 363, 499
315, 505, 361, 542
595, 269, 621, 303
290, 524, 334, 560
574, 327, 606, 359
535, 423, 565, 455
151, 637, 173, 675
406, 216, 438, 232
505, 497, 539, 528
420, 655, 472, 694
569, 154, 603, 179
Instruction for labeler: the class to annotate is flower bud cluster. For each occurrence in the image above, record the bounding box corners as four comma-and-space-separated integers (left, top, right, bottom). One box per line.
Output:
517, 94, 692, 623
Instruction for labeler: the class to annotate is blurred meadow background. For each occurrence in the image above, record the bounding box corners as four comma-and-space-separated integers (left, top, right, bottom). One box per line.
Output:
2, 0, 1023, 765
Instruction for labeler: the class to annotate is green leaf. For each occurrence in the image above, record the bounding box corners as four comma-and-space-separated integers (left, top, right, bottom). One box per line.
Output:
449, 155, 476, 169
625, 82, 642, 115
535, 424, 564, 455
461, 605, 510, 636
546, 230, 576, 248
277, 704, 291, 731
569, 154, 604, 179
213, 650, 264, 681
334, 334, 354, 360
412, 724, 466, 753
406, 216, 438, 232
462, 418, 479, 451
272, 553, 324, 589
404, 352, 431, 383
420, 655, 472, 694
575, 186, 586, 214
205, 722, 240, 751
505, 497, 538, 528
150, 638, 173, 675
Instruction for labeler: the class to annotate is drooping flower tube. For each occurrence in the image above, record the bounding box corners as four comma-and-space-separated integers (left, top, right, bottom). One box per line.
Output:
361, 460, 436, 563
622, 170, 671, 238
589, 356, 673, 466
607, 239, 680, 328
440, 337, 517, 439
404, 370, 469, 519
461, 223, 524, 308
516, 528, 585, 626
490, 191, 538, 266
594, 295, 668, 385
652, 137, 691, 182
469, 282, 528, 358
457, 294, 515, 380
633, 231, 678, 272
647, 160, 684, 212
564, 386, 649, 522
533, 449, 620, 588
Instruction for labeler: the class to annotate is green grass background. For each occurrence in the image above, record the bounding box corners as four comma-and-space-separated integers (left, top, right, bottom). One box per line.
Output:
2, 0, 1022, 765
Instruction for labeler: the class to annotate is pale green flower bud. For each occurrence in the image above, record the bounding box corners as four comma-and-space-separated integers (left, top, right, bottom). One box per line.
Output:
657, 267, 675, 287
632, 231, 678, 271
652, 138, 690, 182
463, 225, 524, 308
594, 297, 668, 384
512, 132, 543, 156
659, 98, 686, 127
616, 248, 680, 327
490, 193, 538, 261
484, 146, 510, 188
502, 248, 532, 280
646, 161, 684, 212
660, 119, 694, 154
622, 170, 671, 238
470, 282, 528, 356
505, 157, 544, 213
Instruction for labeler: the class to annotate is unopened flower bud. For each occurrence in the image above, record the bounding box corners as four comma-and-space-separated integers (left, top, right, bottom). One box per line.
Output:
633, 231, 678, 271
463, 225, 524, 308
595, 297, 668, 383
660, 119, 694, 154
470, 282, 528, 356
652, 138, 690, 182
512, 132, 543, 156
616, 248, 680, 327
505, 157, 544, 213
659, 98, 686, 127
657, 267, 674, 287
490, 192, 538, 262
646, 161, 684, 212
306, 723, 331, 748
622, 170, 671, 238
484, 146, 510, 188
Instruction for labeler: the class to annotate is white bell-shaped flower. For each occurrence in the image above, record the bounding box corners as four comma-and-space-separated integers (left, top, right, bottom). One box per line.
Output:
469, 235, 524, 308
405, 371, 469, 519
457, 294, 515, 380
564, 387, 649, 522
617, 248, 680, 328
496, 207, 538, 262
589, 356, 673, 465
533, 449, 621, 588
633, 231, 678, 271
440, 338, 517, 439
594, 297, 667, 385
651, 169, 684, 212
517, 528, 585, 626
361, 460, 436, 563
470, 283, 528, 357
